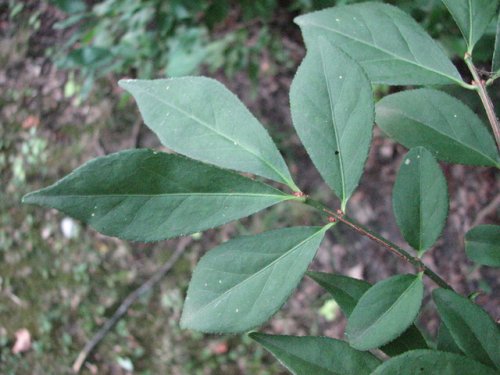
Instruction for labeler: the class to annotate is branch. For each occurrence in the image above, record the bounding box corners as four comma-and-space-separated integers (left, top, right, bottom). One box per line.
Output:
305, 198, 453, 290
464, 53, 500, 151
72, 237, 192, 373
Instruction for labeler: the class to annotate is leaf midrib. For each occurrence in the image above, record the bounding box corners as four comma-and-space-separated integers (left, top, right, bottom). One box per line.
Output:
377, 106, 499, 164
183, 229, 324, 321
300, 20, 463, 85
29, 192, 291, 199
438, 299, 496, 367
319, 46, 347, 203
133, 84, 293, 187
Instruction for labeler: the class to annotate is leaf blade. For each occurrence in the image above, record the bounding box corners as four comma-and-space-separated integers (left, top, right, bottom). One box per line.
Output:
119, 77, 298, 190
290, 38, 373, 206
465, 224, 500, 267
249, 333, 381, 375
370, 349, 498, 375
346, 274, 424, 351
441, 0, 498, 52
295, 3, 464, 86
494, 12, 500, 73
433, 288, 500, 369
392, 147, 449, 253
376, 89, 500, 167
22, 149, 294, 242
180, 225, 330, 333
307, 272, 427, 356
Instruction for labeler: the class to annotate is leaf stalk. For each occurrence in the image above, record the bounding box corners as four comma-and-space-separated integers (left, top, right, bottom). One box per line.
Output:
464, 53, 500, 151
304, 197, 453, 290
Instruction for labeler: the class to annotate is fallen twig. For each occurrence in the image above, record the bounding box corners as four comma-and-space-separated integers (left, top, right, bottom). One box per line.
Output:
72, 237, 192, 373
471, 194, 500, 228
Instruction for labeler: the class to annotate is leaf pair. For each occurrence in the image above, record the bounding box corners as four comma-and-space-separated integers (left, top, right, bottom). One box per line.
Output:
296, 3, 500, 169
24, 76, 306, 242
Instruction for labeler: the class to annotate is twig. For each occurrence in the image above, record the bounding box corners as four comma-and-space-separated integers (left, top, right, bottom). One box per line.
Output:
471, 194, 500, 228
128, 118, 143, 148
72, 237, 192, 373
305, 197, 453, 290
464, 53, 500, 151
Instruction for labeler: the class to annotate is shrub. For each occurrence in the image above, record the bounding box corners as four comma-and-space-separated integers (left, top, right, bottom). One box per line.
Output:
25, 1, 500, 373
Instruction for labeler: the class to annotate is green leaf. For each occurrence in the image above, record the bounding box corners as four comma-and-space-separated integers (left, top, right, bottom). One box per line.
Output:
295, 3, 464, 86
437, 323, 463, 355
307, 272, 427, 356
494, 13, 500, 73
22, 149, 294, 242
180, 225, 330, 333
249, 333, 381, 375
392, 147, 448, 253
119, 78, 298, 191
290, 38, 373, 208
346, 274, 424, 351
376, 89, 500, 167
306, 272, 370, 317
465, 225, 500, 267
370, 349, 499, 375
441, 0, 498, 52
433, 288, 500, 369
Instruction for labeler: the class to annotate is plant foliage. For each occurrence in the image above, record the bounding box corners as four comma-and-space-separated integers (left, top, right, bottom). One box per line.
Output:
25, 1, 500, 373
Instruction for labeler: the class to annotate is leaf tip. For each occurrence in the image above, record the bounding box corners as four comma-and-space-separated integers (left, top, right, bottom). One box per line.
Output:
117, 78, 137, 90
21, 191, 38, 205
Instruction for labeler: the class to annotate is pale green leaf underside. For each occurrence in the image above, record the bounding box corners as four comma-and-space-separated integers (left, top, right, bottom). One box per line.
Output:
433, 288, 500, 369
393, 147, 448, 253
346, 274, 423, 351
370, 350, 498, 375
22, 150, 294, 242
376, 89, 500, 167
295, 2, 463, 86
119, 77, 298, 190
441, 0, 498, 52
493, 13, 500, 74
181, 225, 331, 333
249, 333, 381, 375
290, 38, 373, 206
465, 224, 500, 267
307, 271, 427, 356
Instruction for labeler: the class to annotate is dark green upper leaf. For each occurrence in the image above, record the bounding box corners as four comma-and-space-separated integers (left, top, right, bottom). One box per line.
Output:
494, 12, 500, 73
307, 271, 427, 356
22, 150, 295, 242
290, 38, 373, 208
346, 274, 424, 351
306, 272, 370, 317
392, 147, 448, 253
433, 288, 500, 369
370, 349, 498, 375
465, 225, 500, 267
376, 89, 500, 167
249, 333, 381, 375
181, 225, 331, 333
295, 3, 464, 86
119, 78, 298, 190
441, 0, 498, 52
437, 323, 463, 355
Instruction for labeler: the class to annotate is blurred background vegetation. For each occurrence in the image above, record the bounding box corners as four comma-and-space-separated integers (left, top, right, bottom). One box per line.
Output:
1, 0, 498, 374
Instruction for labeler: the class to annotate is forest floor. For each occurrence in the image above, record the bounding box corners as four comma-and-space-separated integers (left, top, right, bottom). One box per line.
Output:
0, 2, 498, 375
